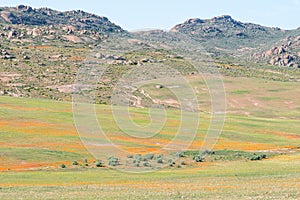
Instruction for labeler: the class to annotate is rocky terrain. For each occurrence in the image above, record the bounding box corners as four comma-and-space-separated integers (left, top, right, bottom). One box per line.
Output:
170, 15, 276, 38
0, 5, 299, 105
0, 5, 125, 33
253, 35, 300, 68
169, 15, 300, 63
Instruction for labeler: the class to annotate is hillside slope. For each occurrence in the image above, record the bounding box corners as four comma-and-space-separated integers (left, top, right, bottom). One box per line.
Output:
0, 5, 125, 33
169, 15, 300, 64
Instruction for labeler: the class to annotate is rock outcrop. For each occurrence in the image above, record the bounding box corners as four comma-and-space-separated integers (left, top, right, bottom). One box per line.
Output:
0, 5, 126, 34
260, 36, 300, 68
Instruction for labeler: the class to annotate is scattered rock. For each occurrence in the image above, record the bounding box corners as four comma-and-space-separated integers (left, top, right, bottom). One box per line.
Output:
293, 63, 299, 68
23, 55, 30, 60
50, 54, 64, 59
269, 58, 276, 65
260, 37, 300, 68
16, 5, 33, 12
63, 25, 76, 34
0, 11, 13, 23
115, 56, 126, 61
294, 36, 300, 42
31, 28, 42, 37
62, 35, 83, 43
127, 60, 138, 65
282, 59, 290, 65
7, 30, 17, 39
104, 55, 125, 60
278, 46, 286, 54
95, 53, 104, 59
140, 58, 149, 63
185, 18, 204, 24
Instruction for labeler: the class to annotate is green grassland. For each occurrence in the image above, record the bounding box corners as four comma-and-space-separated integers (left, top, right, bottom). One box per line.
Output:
0, 155, 299, 199
0, 73, 300, 199
0, 6, 299, 199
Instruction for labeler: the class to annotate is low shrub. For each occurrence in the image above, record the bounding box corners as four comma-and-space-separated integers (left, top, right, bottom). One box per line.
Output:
193, 155, 204, 162
157, 158, 163, 164
108, 156, 120, 166
135, 154, 142, 161
72, 161, 79, 166
249, 154, 267, 161
175, 152, 184, 158
96, 160, 104, 167
127, 155, 133, 159
144, 153, 154, 160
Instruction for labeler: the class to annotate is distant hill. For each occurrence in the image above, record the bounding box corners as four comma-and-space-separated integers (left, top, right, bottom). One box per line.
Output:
168, 15, 300, 66
170, 15, 282, 38
0, 5, 125, 33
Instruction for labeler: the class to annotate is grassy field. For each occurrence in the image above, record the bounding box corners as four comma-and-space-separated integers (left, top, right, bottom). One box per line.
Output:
0, 75, 300, 199
0, 155, 299, 199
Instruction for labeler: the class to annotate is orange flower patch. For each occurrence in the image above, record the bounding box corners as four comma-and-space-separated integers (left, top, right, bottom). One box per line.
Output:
0, 141, 86, 152
257, 130, 300, 140
0, 161, 71, 172
69, 56, 85, 61
0, 119, 77, 136
214, 140, 280, 151
121, 146, 160, 154
0, 103, 72, 113
28, 45, 51, 49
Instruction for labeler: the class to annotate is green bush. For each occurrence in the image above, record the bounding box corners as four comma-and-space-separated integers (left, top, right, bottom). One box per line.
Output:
60, 164, 66, 168
193, 155, 204, 162
249, 154, 267, 161
72, 161, 79, 166
175, 152, 184, 158
157, 158, 163, 164
108, 156, 120, 166
144, 153, 154, 160
96, 160, 104, 167
168, 159, 175, 167
127, 154, 133, 159
203, 150, 215, 155
135, 154, 142, 161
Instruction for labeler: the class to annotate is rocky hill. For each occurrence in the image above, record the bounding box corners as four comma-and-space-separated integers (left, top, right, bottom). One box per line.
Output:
169, 15, 300, 65
0, 5, 125, 33
253, 35, 300, 68
170, 15, 281, 38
